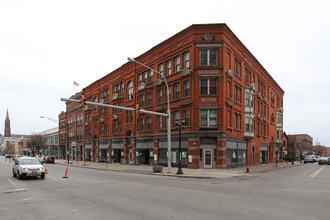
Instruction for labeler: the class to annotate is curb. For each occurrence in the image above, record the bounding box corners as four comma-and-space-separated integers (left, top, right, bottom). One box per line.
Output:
53, 161, 302, 179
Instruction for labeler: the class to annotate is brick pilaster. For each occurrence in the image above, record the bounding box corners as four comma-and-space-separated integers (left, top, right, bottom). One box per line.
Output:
188, 137, 200, 169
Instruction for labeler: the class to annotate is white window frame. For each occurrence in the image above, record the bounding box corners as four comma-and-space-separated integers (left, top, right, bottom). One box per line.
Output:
200, 109, 217, 127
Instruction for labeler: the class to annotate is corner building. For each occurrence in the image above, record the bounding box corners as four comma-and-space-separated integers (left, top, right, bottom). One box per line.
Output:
61, 24, 284, 169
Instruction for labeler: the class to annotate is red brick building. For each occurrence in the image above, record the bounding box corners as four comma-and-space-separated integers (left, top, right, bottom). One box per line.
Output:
59, 23, 284, 169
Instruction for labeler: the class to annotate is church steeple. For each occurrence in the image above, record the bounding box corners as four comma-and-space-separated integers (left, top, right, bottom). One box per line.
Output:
4, 109, 11, 137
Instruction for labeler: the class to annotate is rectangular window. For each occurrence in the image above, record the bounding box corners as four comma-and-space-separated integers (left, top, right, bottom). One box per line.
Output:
121, 82, 124, 94
143, 71, 148, 84
158, 89, 162, 103
245, 91, 250, 106
201, 79, 217, 95
166, 60, 172, 75
101, 126, 104, 136
234, 85, 241, 103
184, 52, 190, 68
174, 111, 180, 126
140, 94, 145, 107
200, 49, 217, 65
140, 118, 145, 131
234, 113, 241, 130
183, 110, 189, 126
147, 117, 152, 130
147, 93, 152, 106
158, 63, 164, 75
184, 80, 189, 97
175, 56, 180, 72
245, 68, 251, 84
158, 116, 162, 129
149, 70, 153, 83
245, 117, 250, 131
138, 74, 142, 83
114, 123, 117, 134
234, 59, 241, 77
105, 125, 108, 135
200, 109, 217, 127
119, 122, 123, 134
174, 83, 180, 99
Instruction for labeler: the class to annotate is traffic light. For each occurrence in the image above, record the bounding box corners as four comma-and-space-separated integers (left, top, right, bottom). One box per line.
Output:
136, 104, 140, 114
81, 94, 86, 106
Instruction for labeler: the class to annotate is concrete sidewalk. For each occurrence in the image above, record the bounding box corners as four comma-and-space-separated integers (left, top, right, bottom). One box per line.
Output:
54, 159, 302, 179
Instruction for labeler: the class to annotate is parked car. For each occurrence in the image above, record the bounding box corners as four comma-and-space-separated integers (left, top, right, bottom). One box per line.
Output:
43, 156, 55, 163
12, 157, 45, 179
318, 157, 329, 165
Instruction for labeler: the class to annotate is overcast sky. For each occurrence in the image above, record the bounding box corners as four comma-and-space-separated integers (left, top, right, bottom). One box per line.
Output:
1, 0, 329, 146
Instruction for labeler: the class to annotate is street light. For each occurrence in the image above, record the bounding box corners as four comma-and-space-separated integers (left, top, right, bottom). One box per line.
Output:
175, 118, 185, 175
40, 116, 58, 123
128, 57, 172, 173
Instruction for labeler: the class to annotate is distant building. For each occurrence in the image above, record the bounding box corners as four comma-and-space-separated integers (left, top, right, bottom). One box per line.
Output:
287, 134, 313, 160
0, 134, 3, 153
4, 109, 11, 137
3, 135, 30, 155
41, 127, 59, 158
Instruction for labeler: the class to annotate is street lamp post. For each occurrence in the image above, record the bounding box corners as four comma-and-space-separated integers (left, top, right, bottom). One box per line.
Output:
127, 57, 172, 173
176, 118, 185, 175
292, 141, 295, 165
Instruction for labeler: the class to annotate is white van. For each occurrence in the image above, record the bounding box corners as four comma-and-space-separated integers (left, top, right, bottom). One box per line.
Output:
304, 155, 316, 163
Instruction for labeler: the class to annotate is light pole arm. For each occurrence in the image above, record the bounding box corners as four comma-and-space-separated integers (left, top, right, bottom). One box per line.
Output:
40, 116, 58, 124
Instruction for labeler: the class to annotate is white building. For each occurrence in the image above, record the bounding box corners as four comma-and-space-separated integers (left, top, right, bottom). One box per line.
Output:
41, 127, 59, 158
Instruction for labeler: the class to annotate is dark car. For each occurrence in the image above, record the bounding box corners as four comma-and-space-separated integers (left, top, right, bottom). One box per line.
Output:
318, 157, 329, 165
43, 156, 55, 163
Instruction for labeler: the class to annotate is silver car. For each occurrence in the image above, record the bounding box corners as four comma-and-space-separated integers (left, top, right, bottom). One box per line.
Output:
12, 157, 45, 179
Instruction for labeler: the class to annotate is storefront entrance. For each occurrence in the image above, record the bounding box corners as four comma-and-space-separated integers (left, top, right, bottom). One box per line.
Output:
204, 149, 213, 168
112, 149, 121, 163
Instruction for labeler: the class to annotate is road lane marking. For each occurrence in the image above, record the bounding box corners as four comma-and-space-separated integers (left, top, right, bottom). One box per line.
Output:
8, 178, 15, 186
22, 197, 33, 201
310, 166, 326, 178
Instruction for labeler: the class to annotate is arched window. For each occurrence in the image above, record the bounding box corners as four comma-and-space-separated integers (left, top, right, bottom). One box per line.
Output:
127, 81, 133, 100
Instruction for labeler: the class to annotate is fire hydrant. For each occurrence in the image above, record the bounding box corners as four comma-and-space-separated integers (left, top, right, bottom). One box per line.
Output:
246, 165, 250, 173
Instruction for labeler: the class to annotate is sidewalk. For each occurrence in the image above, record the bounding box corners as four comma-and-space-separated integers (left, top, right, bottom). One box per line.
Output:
54, 159, 302, 179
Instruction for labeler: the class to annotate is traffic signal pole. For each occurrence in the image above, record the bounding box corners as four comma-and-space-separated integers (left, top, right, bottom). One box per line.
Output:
61, 98, 167, 117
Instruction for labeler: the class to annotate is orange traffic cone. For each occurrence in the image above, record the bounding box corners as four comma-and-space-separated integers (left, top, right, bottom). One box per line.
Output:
44, 164, 48, 174
63, 163, 69, 178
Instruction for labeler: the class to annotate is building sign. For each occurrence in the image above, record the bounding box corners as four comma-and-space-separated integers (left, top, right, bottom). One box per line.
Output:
150, 152, 154, 157
182, 152, 187, 158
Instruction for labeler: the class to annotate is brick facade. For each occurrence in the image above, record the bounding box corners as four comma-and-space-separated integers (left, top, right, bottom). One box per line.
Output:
59, 24, 284, 169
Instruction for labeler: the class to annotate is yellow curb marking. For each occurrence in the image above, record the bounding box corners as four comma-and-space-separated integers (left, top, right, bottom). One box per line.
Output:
310, 166, 326, 178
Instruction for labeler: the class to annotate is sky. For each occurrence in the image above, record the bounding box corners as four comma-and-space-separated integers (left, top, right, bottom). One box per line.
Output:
0, 0, 330, 146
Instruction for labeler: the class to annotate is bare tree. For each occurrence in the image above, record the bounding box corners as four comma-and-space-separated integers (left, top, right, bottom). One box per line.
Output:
26, 133, 45, 156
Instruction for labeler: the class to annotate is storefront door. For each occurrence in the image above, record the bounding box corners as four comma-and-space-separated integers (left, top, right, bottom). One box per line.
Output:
204, 149, 212, 168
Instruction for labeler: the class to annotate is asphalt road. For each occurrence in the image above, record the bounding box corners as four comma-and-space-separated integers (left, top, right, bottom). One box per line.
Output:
1, 156, 330, 220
